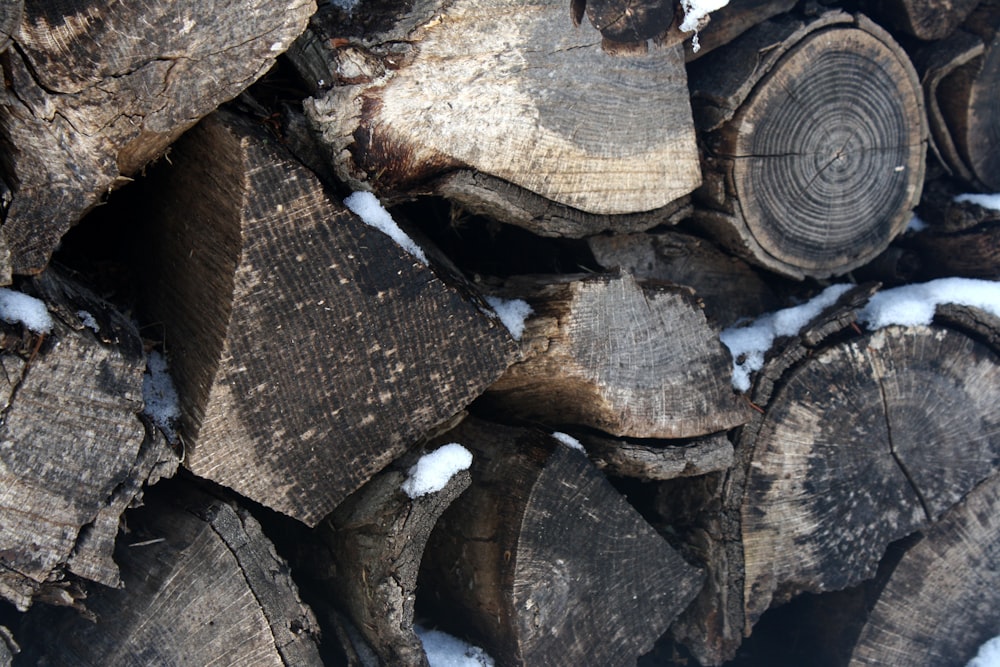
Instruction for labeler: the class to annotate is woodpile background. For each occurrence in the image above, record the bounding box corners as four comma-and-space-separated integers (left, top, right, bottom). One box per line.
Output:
0, 0, 998, 664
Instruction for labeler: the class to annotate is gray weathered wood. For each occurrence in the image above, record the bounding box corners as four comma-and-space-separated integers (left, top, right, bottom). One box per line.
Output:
583, 431, 734, 480
483, 270, 749, 439
136, 110, 515, 525
0, 0, 313, 275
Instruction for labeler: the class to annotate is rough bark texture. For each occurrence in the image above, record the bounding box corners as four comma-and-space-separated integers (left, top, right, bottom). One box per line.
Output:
0, 0, 314, 276
420, 417, 705, 666
690, 12, 927, 279
583, 431, 735, 480
483, 271, 749, 439
0, 270, 177, 611
136, 111, 515, 525
910, 184, 1000, 279
683, 0, 797, 61
861, 0, 980, 40
17, 483, 324, 666
301, 0, 701, 216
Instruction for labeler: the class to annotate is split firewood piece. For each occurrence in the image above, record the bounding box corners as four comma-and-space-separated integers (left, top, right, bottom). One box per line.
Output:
300, 0, 701, 220
587, 229, 782, 327
689, 11, 927, 279
419, 417, 705, 666
0, 269, 177, 611
17, 484, 324, 666
860, 0, 979, 41
482, 270, 749, 439
0, 0, 313, 276
309, 445, 473, 667
682, 0, 797, 61
909, 186, 1000, 280
137, 111, 515, 526
582, 431, 734, 480
849, 473, 1000, 666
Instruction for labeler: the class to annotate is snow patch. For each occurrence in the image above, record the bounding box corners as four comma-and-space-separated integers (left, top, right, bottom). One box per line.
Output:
0, 288, 53, 334
401, 444, 473, 499
344, 191, 428, 265
858, 278, 1000, 330
77, 310, 99, 333
552, 431, 585, 453
679, 0, 731, 52
905, 213, 928, 233
143, 350, 181, 443
484, 296, 533, 341
415, 626, 495, 667
328, 0, 361, 11
954, 192, 1000, 211
968, 635, 1000, 667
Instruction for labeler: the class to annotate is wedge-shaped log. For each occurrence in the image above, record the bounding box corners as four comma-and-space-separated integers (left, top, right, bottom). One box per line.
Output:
18, 484, 323, 666
301, 0, 701, 222
137, 111, 515, 525
419, 418, 705, 666
689, 12, 927, 279
0, 0, 313, 275
483, 271, 749, 438
0, 270, 177, 611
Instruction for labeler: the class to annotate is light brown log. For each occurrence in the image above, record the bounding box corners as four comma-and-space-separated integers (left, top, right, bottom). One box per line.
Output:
482, 270, 750, 439
17, 484, 324, 666
0, 0, 313, 275
419, 417, 705, 666
689, 12, 927, 279
301, 0, 701, 218
136, 110, 515, 525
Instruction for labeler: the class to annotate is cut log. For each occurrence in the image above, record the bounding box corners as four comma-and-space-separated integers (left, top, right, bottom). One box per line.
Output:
587, 229, 783, 327
482, 270, 750, 439
300, 0, 701, 218
860, 0, 979, 40
136, 110, 516, 525
582, 431, 735, 480
419, 417, 705, 666
0, 0, 313, 275
849, 473, 1000, 666
17, 483, 324, 666
0, 270, 177, 611
682, 0, 797, 61
909, 184, 1000, 279
689, 12, 927, 279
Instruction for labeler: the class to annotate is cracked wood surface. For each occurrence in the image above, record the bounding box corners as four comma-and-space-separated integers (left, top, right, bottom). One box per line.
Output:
0, 0, 313, 276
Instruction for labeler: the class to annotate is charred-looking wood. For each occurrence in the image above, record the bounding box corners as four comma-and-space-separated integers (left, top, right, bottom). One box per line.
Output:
136, 110, 515, 526
17, 484, 324, 666
673, 295, 1000, 665
419, 417, 704, 666
482, 270, 750, 439
299, 0, 701, 218
689, 12, 927, 279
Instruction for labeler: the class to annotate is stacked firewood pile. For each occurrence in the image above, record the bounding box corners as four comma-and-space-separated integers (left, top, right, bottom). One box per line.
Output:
0, 0, 998, 664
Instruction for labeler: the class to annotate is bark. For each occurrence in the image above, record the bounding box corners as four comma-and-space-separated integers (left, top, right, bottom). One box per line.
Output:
909, 182, 1000, 279
482, 270, 750, 439
583, 431, 735, 480
17, 483, 323, 666
420, 417, 705, 666
861, 0, 979, 40
689, 12, 927, 279
299, 0, 701, 217
0, 0, 313, 275
135, 110, 515, 525
683, 0, 797, 61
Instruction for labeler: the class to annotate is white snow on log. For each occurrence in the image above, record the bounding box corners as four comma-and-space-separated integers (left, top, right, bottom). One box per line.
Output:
552, 431, 585, 453
401, 443, 473, 499
143, 350, 181, 443
77, 310, 99, 333
968, 635, 1000, 667
344, 191, 428, 265
905, 213, 928, 233
415, 626, 495, 667
954, 192, 1000, 211
679, 0, 731, 51
0, 288, 53, 334
484, 296, 533, 341
858, 278, 1000, 330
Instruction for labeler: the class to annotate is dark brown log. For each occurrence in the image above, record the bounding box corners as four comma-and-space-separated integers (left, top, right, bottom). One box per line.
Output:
587, 228, 783, 327
0, 0, 18, 54
582, 431, 735, 480
0, 0, 313, 275
482, 270, 750, 439
17, 483, 324, 666
682, 0, 797, 61
0, 270, 177, 611
136, 110, 515, 525
689, 12, 927, 279
420, 417, 705, 666
300, 0, 701, 218
910, 185, 1000, 279
860, 0, 979, 40
849, 473, 1000, 666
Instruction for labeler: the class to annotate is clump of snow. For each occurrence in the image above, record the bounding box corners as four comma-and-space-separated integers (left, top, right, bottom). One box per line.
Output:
858, 278, 1000, 330
143, 350, 181, 443
968, 635, 1000, 667
720, 284, 854, 392
0, 288, 53, 334
77, 310, 99, 333
401, 443, 473, 499
484, 296, 533, 341
954, 192, 1000, 211
415, 626, 495, 667
327, 0, 361, 12
905, 213, 928, 233
679, 0, 731, 51
344, 191, 428, 265
552, 431, 585, 453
